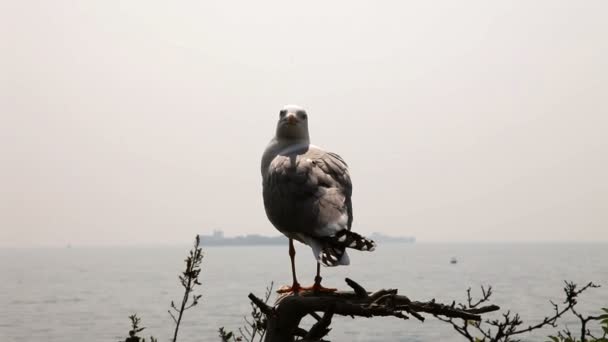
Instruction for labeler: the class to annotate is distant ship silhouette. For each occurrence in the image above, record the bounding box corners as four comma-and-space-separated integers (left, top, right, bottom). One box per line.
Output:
198, 230, 415, 246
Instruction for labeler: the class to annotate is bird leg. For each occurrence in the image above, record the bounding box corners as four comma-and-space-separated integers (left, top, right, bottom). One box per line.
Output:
313, 262, 337, 293
300, 262, 337, 293
314, 262, 324, 289
277, 239, 301, 294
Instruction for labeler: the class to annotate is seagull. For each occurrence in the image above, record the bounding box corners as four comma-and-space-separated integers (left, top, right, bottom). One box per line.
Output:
261, 105, 376, 293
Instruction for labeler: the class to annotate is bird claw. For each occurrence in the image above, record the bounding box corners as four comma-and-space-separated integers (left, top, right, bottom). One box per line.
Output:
277, 283, 337, 295
277, 283, 301, 294
303, 284, 337, 293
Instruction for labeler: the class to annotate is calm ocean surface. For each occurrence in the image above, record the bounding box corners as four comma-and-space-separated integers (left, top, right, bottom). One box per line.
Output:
1, 243, 607, 341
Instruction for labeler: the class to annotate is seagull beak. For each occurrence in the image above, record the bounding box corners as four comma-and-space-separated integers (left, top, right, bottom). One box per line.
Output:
286, 114, 298, 125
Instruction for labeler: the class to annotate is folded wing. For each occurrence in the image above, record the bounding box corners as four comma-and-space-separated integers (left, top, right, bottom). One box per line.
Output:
263, 145, 375, 267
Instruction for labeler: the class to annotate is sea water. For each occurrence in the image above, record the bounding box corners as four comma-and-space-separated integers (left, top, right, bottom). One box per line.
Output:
1, 243, 607, 341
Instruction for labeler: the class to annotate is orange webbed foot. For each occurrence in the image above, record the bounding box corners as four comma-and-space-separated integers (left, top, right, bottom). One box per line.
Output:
301, 283, 337, 293
276, 283, 301, 294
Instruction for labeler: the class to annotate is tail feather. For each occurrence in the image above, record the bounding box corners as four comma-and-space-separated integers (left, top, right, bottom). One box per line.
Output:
317, 230, 376, 267
330, 230, 376, 251
319, 246, 348, 266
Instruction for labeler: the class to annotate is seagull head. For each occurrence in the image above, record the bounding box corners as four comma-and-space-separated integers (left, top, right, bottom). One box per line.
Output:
275, 104, 310, 141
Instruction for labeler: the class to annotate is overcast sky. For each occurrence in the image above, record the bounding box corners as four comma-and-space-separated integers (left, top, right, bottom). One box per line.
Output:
1, 1, 607, 246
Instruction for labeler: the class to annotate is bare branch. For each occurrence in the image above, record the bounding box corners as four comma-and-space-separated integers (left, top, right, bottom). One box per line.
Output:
169, 235, 204, 342
248, 278, 500, 342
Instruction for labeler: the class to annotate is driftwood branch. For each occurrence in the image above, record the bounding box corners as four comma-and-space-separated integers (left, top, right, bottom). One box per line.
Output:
249, 278, 500, 342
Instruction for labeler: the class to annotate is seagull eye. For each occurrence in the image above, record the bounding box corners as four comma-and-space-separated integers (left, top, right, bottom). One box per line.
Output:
279, 110, 287, 118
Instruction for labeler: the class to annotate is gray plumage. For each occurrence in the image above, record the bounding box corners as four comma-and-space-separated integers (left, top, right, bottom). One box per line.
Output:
261, 105, 376, 267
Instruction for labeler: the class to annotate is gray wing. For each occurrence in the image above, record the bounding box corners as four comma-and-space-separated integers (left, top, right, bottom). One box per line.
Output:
314, 151, 353, 230
263, 146, 376, 267
262, 147, 353, 237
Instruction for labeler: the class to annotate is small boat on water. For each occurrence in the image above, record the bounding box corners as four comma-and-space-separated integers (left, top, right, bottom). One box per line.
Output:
450, 257, 458, 264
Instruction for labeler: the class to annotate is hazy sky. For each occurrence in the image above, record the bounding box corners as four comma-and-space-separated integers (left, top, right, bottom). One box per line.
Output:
1, 1, 607, 246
